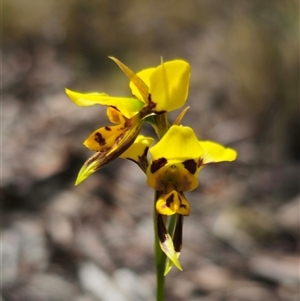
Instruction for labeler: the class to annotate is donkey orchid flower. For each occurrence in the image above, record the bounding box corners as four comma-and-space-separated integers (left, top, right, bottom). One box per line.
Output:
147, 125, 237, 274
66, 57, 190, 185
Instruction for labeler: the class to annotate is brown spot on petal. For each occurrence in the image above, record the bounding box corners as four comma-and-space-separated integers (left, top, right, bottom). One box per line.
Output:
142, 147, 149, 158
105, 126, 112, 131
150, 157, 167, 173
178, 194, 186, 209
94, 132, 106, 146
166, 193, 174, 207
183, 159, 197, 174
124, 119, 132, 128
110, 105, 119, 112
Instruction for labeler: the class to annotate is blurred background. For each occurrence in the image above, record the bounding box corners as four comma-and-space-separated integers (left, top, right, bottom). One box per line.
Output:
2, 1, 299, 300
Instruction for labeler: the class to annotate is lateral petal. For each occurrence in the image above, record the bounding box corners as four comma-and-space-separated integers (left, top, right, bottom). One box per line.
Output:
65, 89, 144, 119
84, 124, 127, 152
199, 141, 237, 164
75, 120, 143, 185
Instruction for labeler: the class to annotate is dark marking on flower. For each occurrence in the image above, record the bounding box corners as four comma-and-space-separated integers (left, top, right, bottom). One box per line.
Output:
85, 151, 104, 167
139, 94, 157, 118
110, 105, 120, 112
178, 194, 187, 209
178, 194, 182, 203
157, 213, 168, 243
173, 215, 183, 252
182, 159, 197, 174
197, 158, 203, 168
166, 193, 174, 207
126, 158, 137, 164
94, 132, 106, 146
142, 147, 149, 158
147, 94, 156, 110
105, 126, 112, 131
124, 119, 132, 128
83, 123, 142, 173
150, 157, 167, 173
152, 110, 167, 115
114, 133, 125, 145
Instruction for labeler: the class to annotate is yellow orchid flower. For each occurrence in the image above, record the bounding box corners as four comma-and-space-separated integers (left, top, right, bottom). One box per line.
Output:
65, 57, 191, 185
64, 54, 239, 288
146, 125, 237, 273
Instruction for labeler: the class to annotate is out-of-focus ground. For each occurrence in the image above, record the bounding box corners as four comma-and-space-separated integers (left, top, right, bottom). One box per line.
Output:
2, 1, 299, 301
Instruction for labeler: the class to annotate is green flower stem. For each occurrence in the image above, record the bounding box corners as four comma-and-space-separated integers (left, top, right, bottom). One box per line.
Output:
153, 112, 171, 301
152, 113, 170, 139
154, 193, 166, 301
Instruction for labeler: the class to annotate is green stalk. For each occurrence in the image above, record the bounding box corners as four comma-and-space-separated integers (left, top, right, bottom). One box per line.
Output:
154, 191, 166, 301
152, 112, 171, 301
152, 113, 170, 139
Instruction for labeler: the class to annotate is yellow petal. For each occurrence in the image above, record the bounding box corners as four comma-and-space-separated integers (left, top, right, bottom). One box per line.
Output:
75, 120, 143, 185
156, 197, 176, 215
129, 68, 154, 101
84, 124, 127, 152
199, 141, 238, 164
109, 57, 149, 104
149, 60, 190, 112
149, 125, 203, 161
120, 135, 154, 162
176, 193, 190, 216
65, 89, 144, 119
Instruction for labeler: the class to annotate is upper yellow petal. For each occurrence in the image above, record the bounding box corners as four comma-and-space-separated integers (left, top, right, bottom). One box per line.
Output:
65, 89, 144, 119
199, 141, 237, 164
149, 60, 190, 112
149, 125, 203, 161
